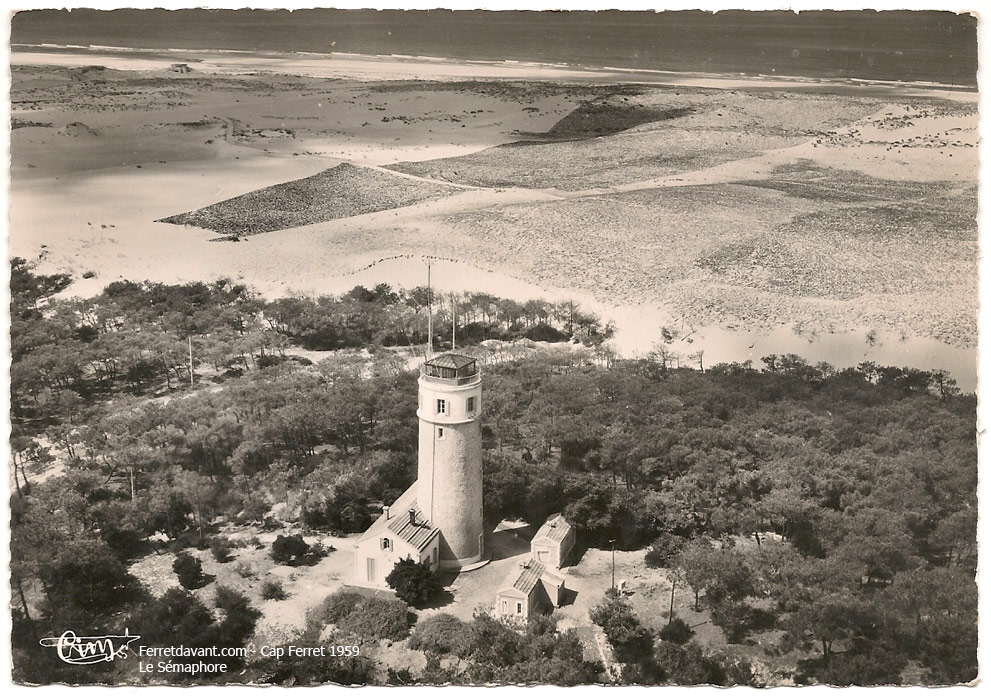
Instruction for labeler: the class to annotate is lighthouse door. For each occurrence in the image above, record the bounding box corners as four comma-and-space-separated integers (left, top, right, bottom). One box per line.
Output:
366, 557, 376, 583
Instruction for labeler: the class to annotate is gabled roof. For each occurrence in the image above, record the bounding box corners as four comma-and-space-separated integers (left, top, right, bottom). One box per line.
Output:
501, 559, 548, 596
533, 513, 573, 545
426, 353, 477, 370
358, 484, 439, 553
387, 501, 438, 552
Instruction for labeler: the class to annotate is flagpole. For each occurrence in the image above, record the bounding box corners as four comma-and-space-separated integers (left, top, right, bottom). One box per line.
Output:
426, 263, 433, 359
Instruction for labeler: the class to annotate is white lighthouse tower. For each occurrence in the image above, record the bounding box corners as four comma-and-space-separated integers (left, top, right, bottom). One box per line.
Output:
416, 353, 484, 568
350, 269, 486, 587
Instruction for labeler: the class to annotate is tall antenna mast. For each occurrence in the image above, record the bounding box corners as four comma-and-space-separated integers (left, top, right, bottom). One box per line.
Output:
452, 293, 457, 351
426, 262, 433, 359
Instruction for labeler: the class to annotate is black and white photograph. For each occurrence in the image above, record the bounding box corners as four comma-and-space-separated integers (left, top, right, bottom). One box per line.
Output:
3, 3, 982, 688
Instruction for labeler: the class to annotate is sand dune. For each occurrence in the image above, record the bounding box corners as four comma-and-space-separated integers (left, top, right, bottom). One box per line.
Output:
158, 162, 461, 237
7, 50, 978, 387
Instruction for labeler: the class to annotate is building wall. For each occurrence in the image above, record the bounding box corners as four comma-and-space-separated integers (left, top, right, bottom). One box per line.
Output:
353, 533, 439, 588
559, 527, 576, 566
532, 529, 575, 568
496, 590, 530, 619
417, 418, 483, 564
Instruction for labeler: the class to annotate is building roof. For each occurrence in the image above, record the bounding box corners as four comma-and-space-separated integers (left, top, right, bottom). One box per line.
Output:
425, 353, 477, 370
358, 483, 439, 553
533, 513, 573, 545
502, 559, 548, 596
387, 501, 438, 552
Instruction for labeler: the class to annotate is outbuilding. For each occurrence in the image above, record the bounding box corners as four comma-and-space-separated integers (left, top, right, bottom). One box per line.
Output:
495, 559, 565, 620
531, 513, 575, 569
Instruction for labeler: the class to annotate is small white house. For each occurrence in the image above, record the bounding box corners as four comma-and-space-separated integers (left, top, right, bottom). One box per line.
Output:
352, 484, 440, 589
495, 559, 565, 620
531, 513, 575, 569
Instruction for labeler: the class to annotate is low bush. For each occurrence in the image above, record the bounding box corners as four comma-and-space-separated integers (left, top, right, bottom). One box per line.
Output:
173, 552, 206, 589
659, 616, 694, 644
271, 534, 311, 565
386, 557, 443, 607
308, 590, 412, 643
261, 579, 288, 601
210, 537, 232, 563
408, 613, 470, 656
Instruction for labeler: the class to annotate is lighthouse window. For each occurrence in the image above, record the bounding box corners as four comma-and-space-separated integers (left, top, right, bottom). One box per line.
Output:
466, 396, 476, 414
437, 427, 445, 439
436, 398, 446, 415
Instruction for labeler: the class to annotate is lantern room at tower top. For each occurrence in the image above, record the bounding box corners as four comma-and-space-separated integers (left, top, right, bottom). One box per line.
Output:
420, 353, 479, 384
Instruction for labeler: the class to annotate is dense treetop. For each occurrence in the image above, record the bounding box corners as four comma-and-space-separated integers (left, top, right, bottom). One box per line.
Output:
8, 261, 975, 685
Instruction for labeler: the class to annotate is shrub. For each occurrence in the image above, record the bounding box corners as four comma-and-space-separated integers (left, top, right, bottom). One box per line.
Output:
234, 562, 255, 579
308, 590, 412, 643
301, 491, 373, 533
659, 616, 695, 644
652, 640, 726, 685
249, 631, 374, 685
210, 537, 232, 563
409, 613, 471, 656
710, 602, 777, 644
214, 585, 261, 647
173, 552, 206, 589
344, 596, 413, 643
645, 532, 688, 569
386, 557, 443, 607
271, 534, 311, 565
814, 647, 909, 686
261, 579, 288, 601
524, 323, 569, 342
309, 590, 366, 631
590, 592, 654, 663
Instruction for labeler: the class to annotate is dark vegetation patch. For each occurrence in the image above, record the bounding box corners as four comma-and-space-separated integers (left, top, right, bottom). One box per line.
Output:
780, 198, 976, 244
368, 79, 645, 101
307, 590, 413, 643
11, 118, 53, 129
537, 101, 694, 139
740, 161, 960, 204
158, 162, 459, 236
386, 127, 792, 191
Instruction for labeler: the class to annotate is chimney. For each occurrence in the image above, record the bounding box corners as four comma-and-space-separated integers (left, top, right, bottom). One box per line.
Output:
383, 506, 390, 520
409, 508, 417, 526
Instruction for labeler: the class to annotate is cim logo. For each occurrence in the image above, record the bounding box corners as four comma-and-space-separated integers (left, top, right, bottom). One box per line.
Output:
39, 630, 140, 665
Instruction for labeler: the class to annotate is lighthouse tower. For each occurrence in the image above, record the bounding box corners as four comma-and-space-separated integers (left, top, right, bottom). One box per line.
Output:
416, 353, 484, 569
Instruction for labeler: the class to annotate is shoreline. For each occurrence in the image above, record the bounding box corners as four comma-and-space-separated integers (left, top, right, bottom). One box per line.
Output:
10, 44, 978, 103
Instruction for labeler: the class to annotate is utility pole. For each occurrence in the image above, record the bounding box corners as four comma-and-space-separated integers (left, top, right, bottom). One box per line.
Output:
610, 538, 617, 591
669, 580, 676, 624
